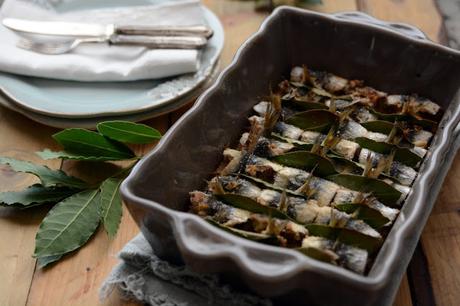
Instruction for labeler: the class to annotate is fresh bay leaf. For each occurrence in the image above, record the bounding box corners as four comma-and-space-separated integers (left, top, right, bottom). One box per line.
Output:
354, 137, 422, 168
361, 120, 397, 135
311, 87, 333, 98
37, 149, 128, 162
334, 203, 390, 229
328, 154, 364, 175
271, 133, 313, 151
327, 174, 401, 206
368, 109, 438, 130
305, 224, 381, 253
283, 99, 328, 111
34, 189, 101, 257
52, 129, 135, 160
0, 157, 87, 189
206, 218, 278, 244
215, 194, 293, 221
238, 174, 306, 198
100, 177, 123, 238
37, 254, 63, 268
271, 151, 338, 177
97, 121, 161, 144
286, 109, 338, 133
0, 184, 77, 206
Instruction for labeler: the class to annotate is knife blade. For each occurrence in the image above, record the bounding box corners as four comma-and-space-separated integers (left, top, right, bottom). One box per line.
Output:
2, 18, 213, 39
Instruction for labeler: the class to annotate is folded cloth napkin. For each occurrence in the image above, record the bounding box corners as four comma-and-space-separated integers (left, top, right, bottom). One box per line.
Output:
0, 0, 204, 81
100, 233, 272, 306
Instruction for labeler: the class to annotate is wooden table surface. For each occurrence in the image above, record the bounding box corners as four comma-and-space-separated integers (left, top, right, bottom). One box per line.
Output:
0, 0, 458, 305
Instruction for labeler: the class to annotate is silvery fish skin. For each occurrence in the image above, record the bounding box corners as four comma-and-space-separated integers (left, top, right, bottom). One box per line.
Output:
313, 71, 349, 93
245, 154, 340, 206
339, 119, 387, 142
352, 107, 378, 123
332, 188, 399, 222
248, 115, 418, 186
191, 191, 313, 247
386, 95, 441, 116
259, 95, 435, 150
223, 149, 338, 207
211, 176, 381, 238
240, 132, 295, 158
223, 148, 400, 216
191, 190, 369, 274
250, 115, 359, 159
301, 236, 368, 274
190, 191, 251, 227
358, 149, 417, 186
348, 106, 434, 150
405, 129, 434, 148
190, 66, 440, 274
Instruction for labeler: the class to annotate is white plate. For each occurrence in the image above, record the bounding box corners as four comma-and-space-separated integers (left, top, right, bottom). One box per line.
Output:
0, 0, 223, 118
0, 60, 220, 128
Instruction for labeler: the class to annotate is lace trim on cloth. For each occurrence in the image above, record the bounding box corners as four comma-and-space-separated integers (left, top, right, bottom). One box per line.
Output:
100, 234, 272, 306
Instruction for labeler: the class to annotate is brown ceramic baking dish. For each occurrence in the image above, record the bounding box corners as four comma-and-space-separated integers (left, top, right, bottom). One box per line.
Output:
121, 7, 460, 306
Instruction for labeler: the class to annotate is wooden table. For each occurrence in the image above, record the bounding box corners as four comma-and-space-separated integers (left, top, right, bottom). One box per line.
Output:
0, 1, 458, 305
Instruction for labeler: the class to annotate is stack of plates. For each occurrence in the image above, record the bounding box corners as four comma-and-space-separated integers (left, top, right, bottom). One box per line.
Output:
0, 1, 224, 128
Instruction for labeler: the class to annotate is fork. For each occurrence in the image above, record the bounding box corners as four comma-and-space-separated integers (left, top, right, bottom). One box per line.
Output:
17, 35, 208, 55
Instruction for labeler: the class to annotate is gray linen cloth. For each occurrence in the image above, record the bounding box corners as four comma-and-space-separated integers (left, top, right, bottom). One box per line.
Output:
100, 233, 271, 306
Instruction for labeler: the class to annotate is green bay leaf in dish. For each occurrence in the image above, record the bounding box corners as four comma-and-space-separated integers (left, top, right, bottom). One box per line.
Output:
286, 109, 339, 133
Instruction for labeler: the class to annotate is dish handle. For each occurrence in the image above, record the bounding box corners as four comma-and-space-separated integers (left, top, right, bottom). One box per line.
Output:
453, 121, 460, 151
333, 11, 429, 41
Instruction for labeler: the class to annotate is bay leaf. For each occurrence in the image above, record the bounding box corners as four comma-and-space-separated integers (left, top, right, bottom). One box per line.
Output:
215, 194, 293, 221
368, 109, 438, 130
206, 218, 278, 244
37, 254, 63, 269
334, 203, 390, 229
34, 189, 101, 257
36, 149, 130, 162
0, 157, 87, 189
361, 120, 397, 135
327, 174, 401, 206
354, 137, 422, 168
100, 177, 123, 238
97, 121, 161, 144
284, 99, 328, 111
286, 109, 338, 133
305, 224, 381, 253
0, 184, 77, 207
271, 151, 338, 177
238, 174, 306, 198
270, 133, 313, 151
52, 129, 134, 160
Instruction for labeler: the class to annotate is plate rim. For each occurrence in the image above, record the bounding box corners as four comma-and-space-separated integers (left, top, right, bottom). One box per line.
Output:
0, 6, 223, 119
0, 60, 220, 129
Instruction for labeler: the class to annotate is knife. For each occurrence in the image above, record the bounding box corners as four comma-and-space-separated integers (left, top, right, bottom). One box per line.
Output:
2, 18, 214, 39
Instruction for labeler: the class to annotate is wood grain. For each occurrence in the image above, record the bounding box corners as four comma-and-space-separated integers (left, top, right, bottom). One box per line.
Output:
0, 107, 60, 306
24, 115, 170, 306
357, 0, 443, 41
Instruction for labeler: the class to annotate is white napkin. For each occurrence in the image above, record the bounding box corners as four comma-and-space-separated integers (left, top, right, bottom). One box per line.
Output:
0, 0, 204, 81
